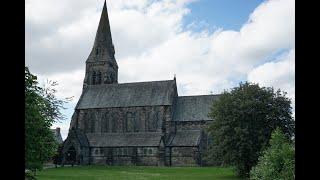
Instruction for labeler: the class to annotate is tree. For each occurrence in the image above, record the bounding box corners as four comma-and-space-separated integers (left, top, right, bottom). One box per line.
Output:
250, 128, 295, 180
207, 82, 294, 177
53, 144, 64, 167
25, 67, 66, 175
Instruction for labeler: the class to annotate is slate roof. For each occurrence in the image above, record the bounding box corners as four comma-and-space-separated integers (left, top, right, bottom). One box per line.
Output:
169, 130, 201, 146
74, 129, 90, 147
86, 132, 163, 147
65, 129, 90, 147
76, 80, 176, 109
173, 95, 220, 121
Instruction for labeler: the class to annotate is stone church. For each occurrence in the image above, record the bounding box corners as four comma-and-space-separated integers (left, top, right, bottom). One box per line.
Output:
62, 1, 220, 166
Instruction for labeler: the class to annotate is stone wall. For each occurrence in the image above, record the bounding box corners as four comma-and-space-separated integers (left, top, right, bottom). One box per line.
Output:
72, 105, 172, 134
173, 120, 212, 131
89, 147, 160, 166
169, 146, 200, 166
67, 105, 213, 166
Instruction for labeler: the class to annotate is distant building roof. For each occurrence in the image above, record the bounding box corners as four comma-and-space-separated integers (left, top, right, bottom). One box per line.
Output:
86, 132, 162, 147
173, 95, 220, 121
51, 128, 63, 144
76, 80, 176, 109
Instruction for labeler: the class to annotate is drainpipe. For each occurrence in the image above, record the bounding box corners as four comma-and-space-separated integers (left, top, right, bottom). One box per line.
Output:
89, 147, 92, 165
169, 147, 172, 166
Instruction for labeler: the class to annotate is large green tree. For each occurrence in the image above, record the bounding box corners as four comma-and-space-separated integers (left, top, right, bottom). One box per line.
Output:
25, 67, 66, 174
207, 82, 294, 177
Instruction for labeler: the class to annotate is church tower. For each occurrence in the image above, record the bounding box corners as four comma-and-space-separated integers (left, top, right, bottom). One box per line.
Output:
83, 1, 118, 88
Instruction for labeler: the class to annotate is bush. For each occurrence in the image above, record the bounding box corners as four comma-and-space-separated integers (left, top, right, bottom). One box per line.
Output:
25, 171, 37, 180
250, 128, 295, 180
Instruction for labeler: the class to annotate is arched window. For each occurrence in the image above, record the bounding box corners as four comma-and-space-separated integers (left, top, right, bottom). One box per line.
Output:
102, 112, 109, 133
83, 113, 89, 133
92, 71, 96, 85
97, 71, 102, 84
126, 112, 135, 132
111, 113, 118, 133
95, 48, 99, 55
90, 113, 95, 133
109, 71, 114, 83
148, 111, 160, 132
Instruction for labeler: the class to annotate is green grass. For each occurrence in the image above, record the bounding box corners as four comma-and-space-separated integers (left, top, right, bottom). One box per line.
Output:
36, 166, 242, 180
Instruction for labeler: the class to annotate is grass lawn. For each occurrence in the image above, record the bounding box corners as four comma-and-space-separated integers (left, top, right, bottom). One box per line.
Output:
36, 166, 242, 180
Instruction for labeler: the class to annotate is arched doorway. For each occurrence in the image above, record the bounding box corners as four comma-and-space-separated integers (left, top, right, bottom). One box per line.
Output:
66, 146, 77, 165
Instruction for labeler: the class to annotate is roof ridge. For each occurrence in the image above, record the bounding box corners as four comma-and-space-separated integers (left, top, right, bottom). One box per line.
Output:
178, 94, 221, 97
118, 79, 174, 85
176, 129, 201, 132
87, 79, 175, 87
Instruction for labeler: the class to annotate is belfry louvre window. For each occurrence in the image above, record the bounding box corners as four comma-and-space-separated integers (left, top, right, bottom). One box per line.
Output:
92, 71, 96, 85
97, 71, 102, 84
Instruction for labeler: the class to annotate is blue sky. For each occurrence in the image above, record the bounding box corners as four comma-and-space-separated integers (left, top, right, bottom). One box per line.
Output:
183, 0, 263, 31
26, 0, 295, 140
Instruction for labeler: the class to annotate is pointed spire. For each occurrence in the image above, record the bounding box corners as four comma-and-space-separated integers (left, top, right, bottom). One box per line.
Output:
87, 1, 117, 66
94, 1, 112, 48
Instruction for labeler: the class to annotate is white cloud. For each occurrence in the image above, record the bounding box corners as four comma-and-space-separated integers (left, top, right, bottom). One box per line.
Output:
248, 48, 295, 116
36, 69, 85, 103
26, 0, 295, 137
51, 122, 71, 140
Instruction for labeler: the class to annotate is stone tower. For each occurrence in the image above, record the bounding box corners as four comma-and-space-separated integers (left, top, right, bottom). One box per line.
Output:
83, 1, 118, 88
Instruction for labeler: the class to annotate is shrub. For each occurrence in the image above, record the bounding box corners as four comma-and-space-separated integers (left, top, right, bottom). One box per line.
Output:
250, 128, 295, 180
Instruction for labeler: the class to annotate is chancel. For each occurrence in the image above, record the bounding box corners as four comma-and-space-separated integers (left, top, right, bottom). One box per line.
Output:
62, 1, 220, 166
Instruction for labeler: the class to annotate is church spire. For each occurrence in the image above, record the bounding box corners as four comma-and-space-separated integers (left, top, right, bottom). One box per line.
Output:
87, 1, 117, 67
83, 1, 118, 87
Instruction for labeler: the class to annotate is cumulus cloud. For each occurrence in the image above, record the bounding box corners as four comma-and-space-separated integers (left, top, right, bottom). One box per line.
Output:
117, 0, 295, 95
26, 0, 295, 139
36, 69, 85, 102
248, 48, 295, 116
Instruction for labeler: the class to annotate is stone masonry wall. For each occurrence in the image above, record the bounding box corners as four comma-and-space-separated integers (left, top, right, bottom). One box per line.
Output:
170, 146, 200, 166
173, 120, 212, 131
73, 105, 172, 134
90, 147, 160, 166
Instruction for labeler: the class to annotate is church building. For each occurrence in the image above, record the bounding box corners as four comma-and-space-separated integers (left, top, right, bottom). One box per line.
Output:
62, 1, 220, 166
